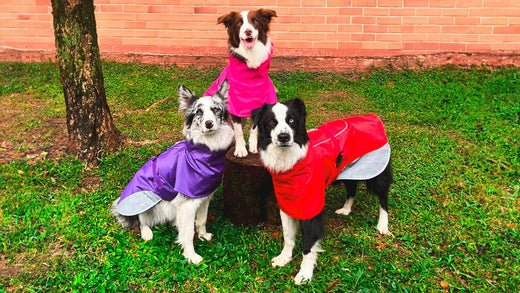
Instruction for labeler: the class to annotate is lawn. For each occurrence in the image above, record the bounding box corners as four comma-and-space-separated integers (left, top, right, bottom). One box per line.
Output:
0, 62, 518, 291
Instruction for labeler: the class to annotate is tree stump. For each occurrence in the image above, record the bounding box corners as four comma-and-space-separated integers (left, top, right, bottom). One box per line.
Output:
223, 147, 280, 226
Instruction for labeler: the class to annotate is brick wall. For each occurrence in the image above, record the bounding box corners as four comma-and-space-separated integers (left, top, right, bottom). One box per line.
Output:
1, 0, 519, 71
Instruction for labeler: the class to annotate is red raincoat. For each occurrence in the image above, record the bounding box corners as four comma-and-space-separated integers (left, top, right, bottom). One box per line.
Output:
268, 114, 389, 220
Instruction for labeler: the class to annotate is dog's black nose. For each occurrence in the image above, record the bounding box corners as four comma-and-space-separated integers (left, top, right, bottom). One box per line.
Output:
277, 133, 291, 143
245, 29, 252, 36
205, 121, 214, 129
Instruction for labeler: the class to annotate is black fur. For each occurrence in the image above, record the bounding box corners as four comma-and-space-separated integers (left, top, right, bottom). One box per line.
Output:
300, 212, 324, 254
339, 161, 393, 212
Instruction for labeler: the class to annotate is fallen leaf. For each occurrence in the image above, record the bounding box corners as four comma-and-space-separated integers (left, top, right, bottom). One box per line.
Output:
440, 280, 449, 289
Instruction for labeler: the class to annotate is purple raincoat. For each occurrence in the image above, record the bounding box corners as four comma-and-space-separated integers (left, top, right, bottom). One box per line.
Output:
115, 140, 227, 216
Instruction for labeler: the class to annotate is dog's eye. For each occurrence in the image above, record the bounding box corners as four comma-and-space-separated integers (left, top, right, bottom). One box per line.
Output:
213, 108, 222, 115
288, 118, 295, 124
269, 118, 277, 127
196, 109, 203, 116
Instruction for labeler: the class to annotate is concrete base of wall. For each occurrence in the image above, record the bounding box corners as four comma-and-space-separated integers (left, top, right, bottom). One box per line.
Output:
1, 48, 519, 72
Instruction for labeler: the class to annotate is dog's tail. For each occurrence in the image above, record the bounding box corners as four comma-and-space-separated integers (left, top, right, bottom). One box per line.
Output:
111, 199, 140, 229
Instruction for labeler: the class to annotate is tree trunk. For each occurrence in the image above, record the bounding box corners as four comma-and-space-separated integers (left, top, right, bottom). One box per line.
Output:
223, 148, 280, 226
51, 0, 121, 165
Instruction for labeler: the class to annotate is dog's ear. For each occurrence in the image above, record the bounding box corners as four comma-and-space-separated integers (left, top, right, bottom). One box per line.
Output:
251, 104, 268, 130
216, 80, 229, 103
217, 11, 239, 28
285, 98, 307, 119
257, 9, 277, 23
178, 85, 197, 114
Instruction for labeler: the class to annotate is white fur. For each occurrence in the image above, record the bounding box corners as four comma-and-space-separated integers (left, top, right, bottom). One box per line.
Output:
233, 121, 248, 157
377, 207, 391, 235
248, 126, 258, 154
271, 210, 298, 267
260, 143, 308, 173
294, 242, 323, 285
335, 197, 355, 216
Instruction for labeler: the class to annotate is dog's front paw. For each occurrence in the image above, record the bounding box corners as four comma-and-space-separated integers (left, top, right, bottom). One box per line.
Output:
184, 252, 203, 265
248, 144, 258, 154
294, 270, 313, 285
335, 207, 352, 216
140, 226, 153, 241
198, 232, 213, 241
271, 254, 292, 267
234, 145, 248, 157
376, 224, 393, 236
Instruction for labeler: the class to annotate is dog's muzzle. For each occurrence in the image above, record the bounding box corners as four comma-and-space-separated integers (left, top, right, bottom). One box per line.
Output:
275, 132, 292, 147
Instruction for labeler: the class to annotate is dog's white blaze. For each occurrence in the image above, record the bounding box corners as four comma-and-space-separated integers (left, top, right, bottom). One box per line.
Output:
240, 11, 258, 40
271, 103, 293, 146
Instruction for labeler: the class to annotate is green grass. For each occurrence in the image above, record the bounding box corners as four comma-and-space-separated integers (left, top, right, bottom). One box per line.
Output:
1, 62, 519, 291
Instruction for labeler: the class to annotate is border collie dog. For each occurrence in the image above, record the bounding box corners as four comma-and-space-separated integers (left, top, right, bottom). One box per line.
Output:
252, 99, 393, 284
204, 9, 278, 157
112, 81, 234, 264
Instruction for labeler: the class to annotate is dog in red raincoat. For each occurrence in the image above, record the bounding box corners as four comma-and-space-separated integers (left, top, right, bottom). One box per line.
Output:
252, 98, 393, 284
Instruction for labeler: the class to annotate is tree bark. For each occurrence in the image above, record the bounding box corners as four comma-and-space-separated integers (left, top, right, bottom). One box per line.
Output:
51, 0, 121, 165
223, 148, 280, 226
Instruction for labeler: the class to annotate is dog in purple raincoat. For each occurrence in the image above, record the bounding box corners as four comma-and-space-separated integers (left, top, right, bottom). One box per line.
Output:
112, 81, 233, 264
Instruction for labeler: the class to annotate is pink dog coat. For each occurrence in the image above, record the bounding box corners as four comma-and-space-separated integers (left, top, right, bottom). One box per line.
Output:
268, 114, 389, 220
204, 48, 277, 117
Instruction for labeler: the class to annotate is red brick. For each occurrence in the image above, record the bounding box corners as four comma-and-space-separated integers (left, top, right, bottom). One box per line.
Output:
377, 16, 401, 25
403, 0, 429, 7
352, 0, 377, 7
338, 24, 363, 32
339, 8, 363, 15
352, 16, 376, 24
194, 7, 218, 14
378, 0, 402, 7
454, 17, 480, 25
480, 17, 508, 25
389, 8, 416, 16
302, 0, 327, 6
327, 16, 350, 24
351, 33, 375, 41
363, 8, 389, 16
364, 25, 388, 33
375, 33, 401, 42
328, 0, 353, 7
494, 26, 520, 34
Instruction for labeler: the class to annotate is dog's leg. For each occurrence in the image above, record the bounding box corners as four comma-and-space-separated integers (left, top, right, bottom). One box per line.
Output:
248, 125, 258, 154
232, 116, 248, 157
138, 212, 154, 241
175, 196, 204, 264
335, 180, 357, 215
272, 210, 298, 267
295, 212, 324, 285
140, 225, 153, 241
367, 163, 393, 235
195, 195, 213, 241
295, 241, 322, 285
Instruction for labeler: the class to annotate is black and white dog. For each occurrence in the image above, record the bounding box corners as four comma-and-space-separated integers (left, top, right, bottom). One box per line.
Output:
252, 98, 393, 284
204, 9, 278, 157
112, 81, 233, 264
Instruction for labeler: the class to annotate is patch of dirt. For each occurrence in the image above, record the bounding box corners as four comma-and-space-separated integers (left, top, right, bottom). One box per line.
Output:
0, 93, 68, 164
